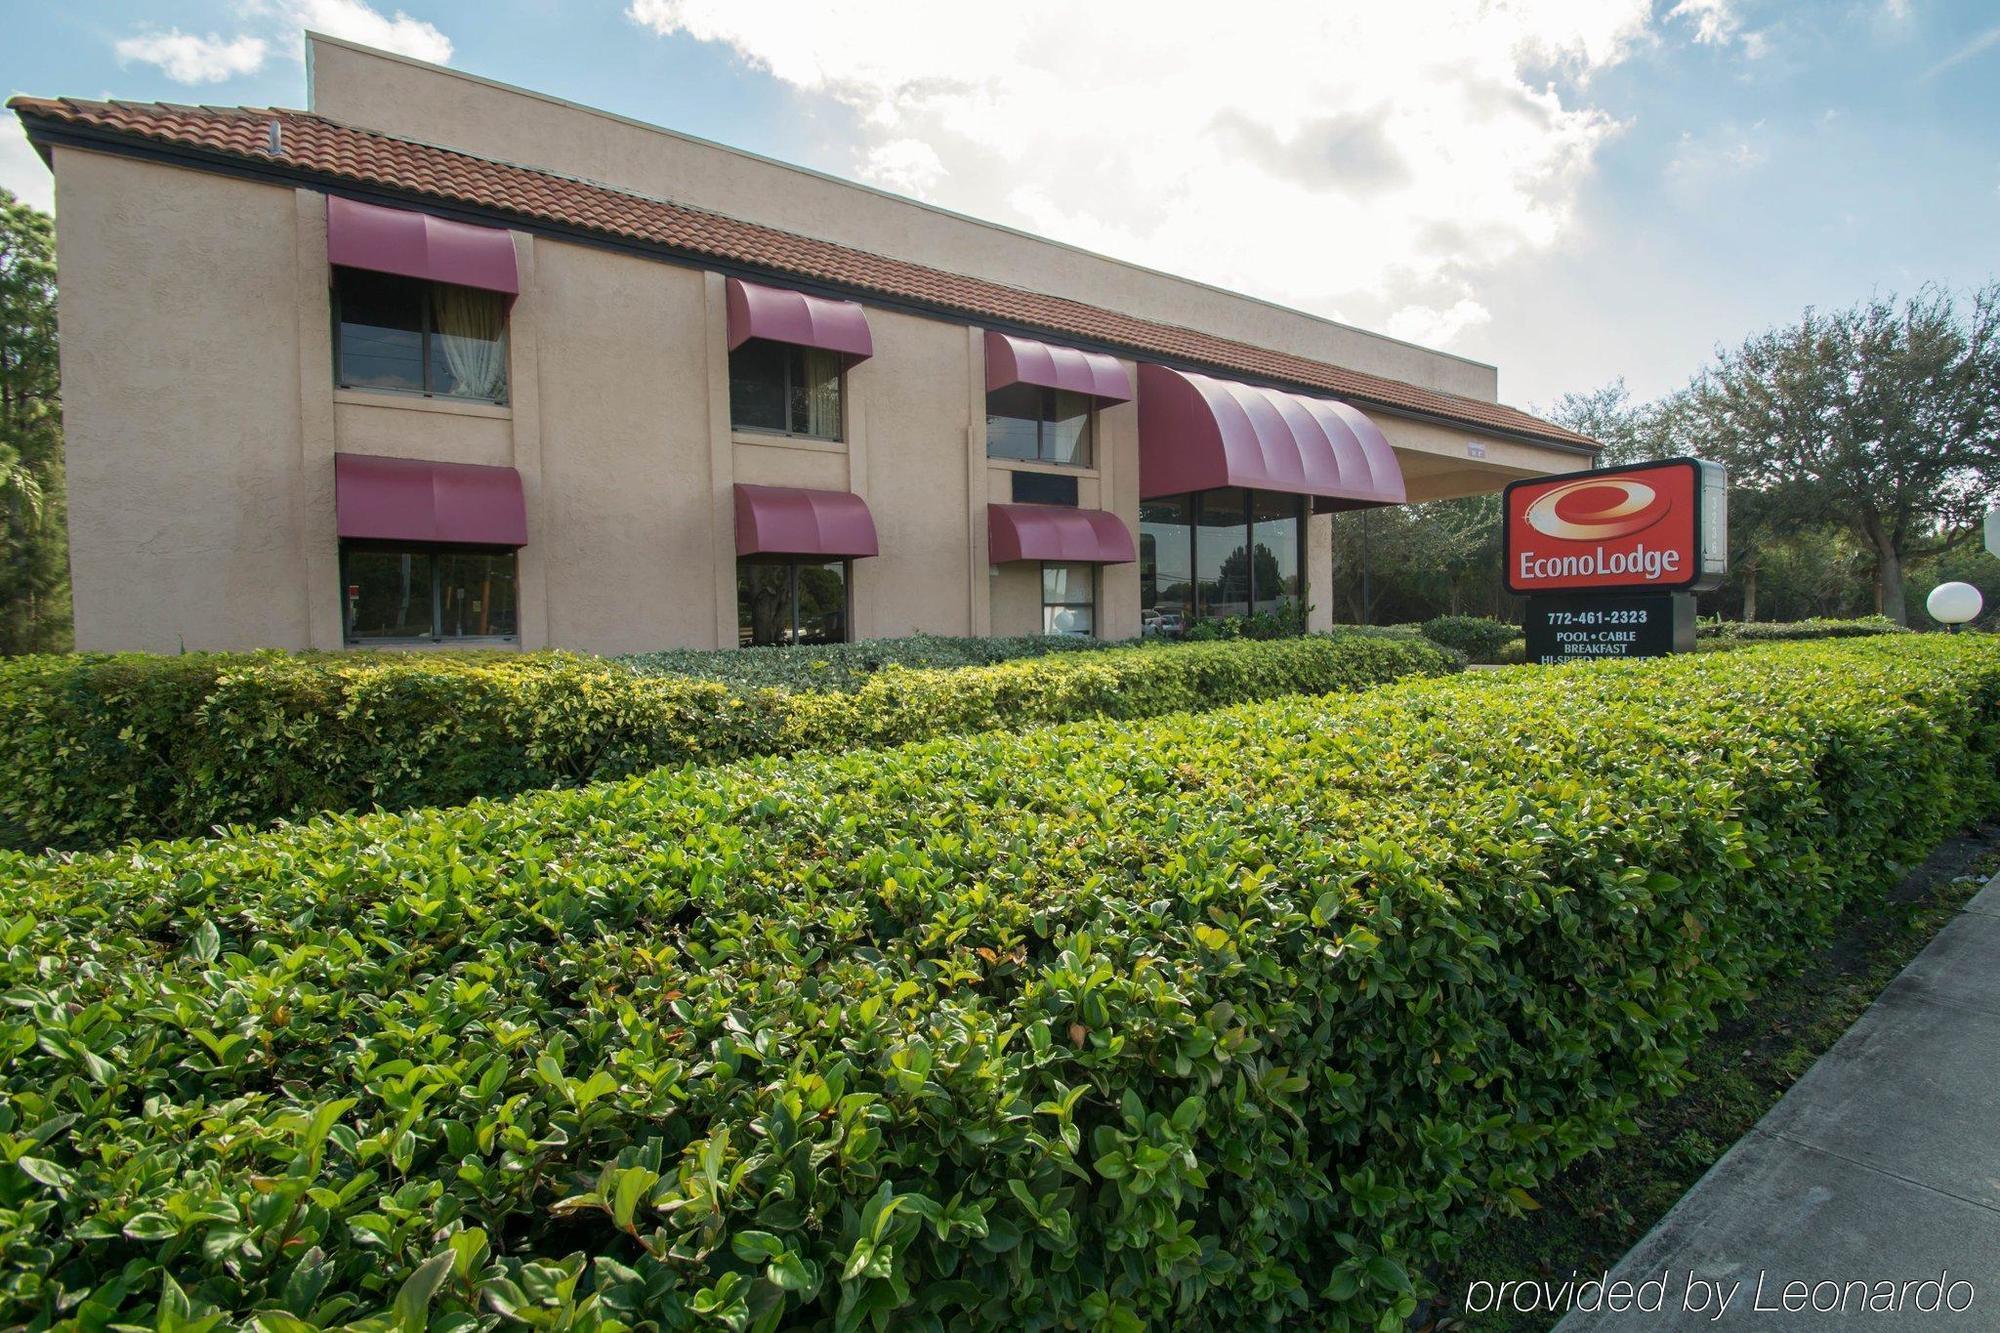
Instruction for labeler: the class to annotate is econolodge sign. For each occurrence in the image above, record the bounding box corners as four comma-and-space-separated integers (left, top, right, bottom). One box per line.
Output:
1503, 458, 1729, 595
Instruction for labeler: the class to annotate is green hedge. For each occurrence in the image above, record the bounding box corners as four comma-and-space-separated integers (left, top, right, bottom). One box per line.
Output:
0, 634, 1452, 852
1418, 616, 1521, 663
620, 633, 1102, 692
0, 637, 1993, 1329
1696, 615, 1907, 641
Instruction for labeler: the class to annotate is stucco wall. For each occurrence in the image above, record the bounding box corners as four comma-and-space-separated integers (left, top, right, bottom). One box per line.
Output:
306, 35, 1500, 403
56, 149, 312, 652
856, 307, 974, 638
531, 244, 716, 653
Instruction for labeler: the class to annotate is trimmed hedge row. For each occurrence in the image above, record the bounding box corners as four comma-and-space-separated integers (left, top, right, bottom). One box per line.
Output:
0, 633, 1453, 852
1, 637, 1994, 1329
620, 633, 1103, 692
1417, 616, 1521, 664
1696, 615, 1907, 641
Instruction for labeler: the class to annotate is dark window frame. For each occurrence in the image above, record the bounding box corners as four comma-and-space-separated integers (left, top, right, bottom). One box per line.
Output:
728, 339, 848, 442
1040, 560, 1098, 638
339, 538, 521, 645
330, 267, 511, 406
1139, 488, 1307, 623
985, 385, 1096, 468
736, 556, 854, 646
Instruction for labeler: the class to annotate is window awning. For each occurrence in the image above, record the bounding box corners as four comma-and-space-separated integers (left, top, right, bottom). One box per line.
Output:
986, 332, 1132, 403
335, 453, 528, 547
726, 278, 874, 362
734, 484, 880, 558
987, 504, 1136, 565
325, 196, 520, 296
1137, 364, 1406, 513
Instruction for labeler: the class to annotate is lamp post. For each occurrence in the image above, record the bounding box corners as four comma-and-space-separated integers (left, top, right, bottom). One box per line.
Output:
1925, 581, 1982, 634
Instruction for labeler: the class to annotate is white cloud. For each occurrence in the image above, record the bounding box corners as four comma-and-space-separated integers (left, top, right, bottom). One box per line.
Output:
1922, 23, 2000, 81
1667, 0, 1769, 57
113, 30, 269, 84
245, 1, 454, 65
1665, 123, 1769, 196
1669, 0, 1739, 45
622, 1, 1705, 348
1386, 298, 1493, 346
1, 111, 55, 212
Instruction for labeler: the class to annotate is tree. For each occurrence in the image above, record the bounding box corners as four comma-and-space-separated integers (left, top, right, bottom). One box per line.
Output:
1546, 378, 1678, 466
1680, 286, 2000, 624
0, 188, 68, 652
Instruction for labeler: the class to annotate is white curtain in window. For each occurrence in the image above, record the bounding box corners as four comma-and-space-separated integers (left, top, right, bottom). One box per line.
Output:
433, 285, 508, 400
803, 349, 842, 437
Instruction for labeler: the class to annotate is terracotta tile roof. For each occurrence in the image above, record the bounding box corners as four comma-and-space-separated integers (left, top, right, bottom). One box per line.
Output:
10, 95, 1597, 451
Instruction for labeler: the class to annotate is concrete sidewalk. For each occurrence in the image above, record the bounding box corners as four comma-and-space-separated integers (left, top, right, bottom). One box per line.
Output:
1556, 872, 2000, 1331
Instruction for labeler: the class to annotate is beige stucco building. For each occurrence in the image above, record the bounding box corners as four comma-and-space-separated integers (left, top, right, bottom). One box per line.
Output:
13, 35, 1597, 655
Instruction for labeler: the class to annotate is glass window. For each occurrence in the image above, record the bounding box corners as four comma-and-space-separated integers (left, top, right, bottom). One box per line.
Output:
1047, 391, 1092, 467
1139, 489, 1306, 630
342, 542, 517, 642
1042, 562, 1096, 637
334, 269, 508, 403
335, 270, 425, 394
1196, 486, 1249, 620
738, 561, 791, 646
794, 561, 848, 644
729, 340, 845, 440
1140, 495, 1193, 630
984, 383, 1042, 462
986, 385, 1094, 467
1250, 490, 1305, 614
737, 559, 850, 645
343, 547, 435, 640
438, 550, 519, 639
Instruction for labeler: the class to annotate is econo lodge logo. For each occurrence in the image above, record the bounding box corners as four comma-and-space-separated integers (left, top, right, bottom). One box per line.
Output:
1504, 461, 1703, 593
1523, 477, 1670, 542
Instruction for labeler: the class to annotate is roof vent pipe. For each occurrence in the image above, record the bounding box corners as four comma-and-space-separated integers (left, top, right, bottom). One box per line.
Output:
266, 118, 282, 156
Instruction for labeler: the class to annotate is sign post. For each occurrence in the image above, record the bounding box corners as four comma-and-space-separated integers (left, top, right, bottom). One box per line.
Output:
1503, 458, 1727, 665
1985, 507, 1999, 560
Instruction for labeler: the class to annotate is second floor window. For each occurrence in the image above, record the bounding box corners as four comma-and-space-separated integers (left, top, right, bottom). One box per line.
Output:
730, 340, 845, 440
334, 268, 509, 404
987, 385, 1093, 467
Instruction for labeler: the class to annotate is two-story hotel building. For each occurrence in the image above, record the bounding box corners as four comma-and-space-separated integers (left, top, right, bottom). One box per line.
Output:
11, 34, 1597, 654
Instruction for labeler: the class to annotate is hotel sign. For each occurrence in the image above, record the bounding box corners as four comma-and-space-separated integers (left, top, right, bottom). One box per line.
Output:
1503, 458, 1728, 595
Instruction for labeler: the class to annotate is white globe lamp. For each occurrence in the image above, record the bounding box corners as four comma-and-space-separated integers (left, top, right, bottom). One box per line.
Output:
1925, 581, 1982, 633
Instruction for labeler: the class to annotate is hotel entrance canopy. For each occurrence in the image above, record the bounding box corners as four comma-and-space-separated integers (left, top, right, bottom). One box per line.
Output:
1137, 364, 1406, 513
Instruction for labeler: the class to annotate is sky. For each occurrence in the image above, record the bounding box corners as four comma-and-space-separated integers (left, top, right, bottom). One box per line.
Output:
2, 0, 1996, 410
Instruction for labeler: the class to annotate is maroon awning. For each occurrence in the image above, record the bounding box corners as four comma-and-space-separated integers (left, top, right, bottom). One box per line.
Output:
1137, 364, 1405, 513
987, 504, 1136, 565
326, 196, 519, 296
734, 484, 879, 558
335, 453, 528, 547
726, 278, 873, 361
986, 332, 1132, 402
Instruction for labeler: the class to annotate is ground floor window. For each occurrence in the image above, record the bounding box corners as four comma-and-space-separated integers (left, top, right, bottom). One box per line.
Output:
738, 558, 850, 645
1140, 487, 1304, 624
1042, 561, 1096, 637
341, 542, 518, 643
